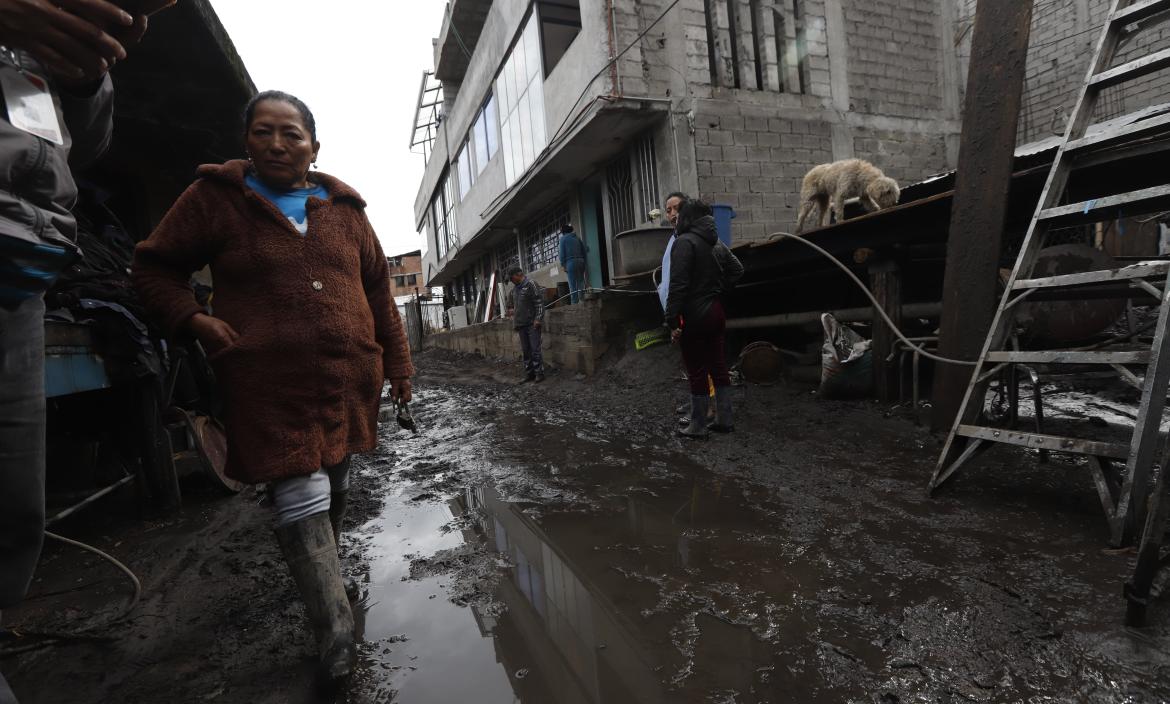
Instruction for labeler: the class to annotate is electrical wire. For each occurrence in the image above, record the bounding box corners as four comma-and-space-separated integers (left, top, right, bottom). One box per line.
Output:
444, 3, 475, 61
763, 232, 979, 367
0, 531, 142, 656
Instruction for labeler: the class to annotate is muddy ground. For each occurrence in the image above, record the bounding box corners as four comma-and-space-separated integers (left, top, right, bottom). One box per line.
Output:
5, 344, 1170, 703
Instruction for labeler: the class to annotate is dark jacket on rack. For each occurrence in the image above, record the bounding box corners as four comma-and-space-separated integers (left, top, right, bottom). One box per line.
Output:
664, 215, 722, 330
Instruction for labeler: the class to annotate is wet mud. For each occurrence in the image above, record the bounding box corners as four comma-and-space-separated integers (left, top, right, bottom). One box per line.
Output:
7, 345, 1170, 703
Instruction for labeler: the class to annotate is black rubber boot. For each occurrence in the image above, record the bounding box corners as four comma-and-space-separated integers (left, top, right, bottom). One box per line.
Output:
708, 386, 735, 433
534, 371, 546, 383
677, 395, 710, 439
275, 512, 356, 685
328, 491, 361, 601
678, 396, 717, 426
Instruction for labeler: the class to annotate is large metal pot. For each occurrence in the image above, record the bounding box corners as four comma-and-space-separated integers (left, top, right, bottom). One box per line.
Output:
613, 226, 673, 277
1016, 244, 1127, 343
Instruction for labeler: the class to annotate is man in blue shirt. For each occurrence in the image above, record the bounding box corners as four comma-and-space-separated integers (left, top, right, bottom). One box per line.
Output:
558, 223, 587, 304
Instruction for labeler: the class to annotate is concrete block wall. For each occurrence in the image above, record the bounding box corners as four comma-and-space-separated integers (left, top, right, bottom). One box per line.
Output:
955, 0, 1170, 146
843, 0, 943, 119
616, 0, 961, 244
427, 300, 607, 375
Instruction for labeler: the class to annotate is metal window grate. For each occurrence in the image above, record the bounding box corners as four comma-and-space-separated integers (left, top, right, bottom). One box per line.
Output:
607, 156, 635, 234
496, 239, 520, 275
522, 201, 570, 269
634, 134, 660, 222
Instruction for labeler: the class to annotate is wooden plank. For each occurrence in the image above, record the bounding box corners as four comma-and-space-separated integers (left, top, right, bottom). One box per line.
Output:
1013, 261, 1170, 289
1065, 113, 1170, 157
985, 350, 1151, 364
870, 257, 901, 402
1091, 47, 1170, 90
1087, 456, 1118, 522
931, 0, 1034, 431
1038, 185, 1170, 226
956, 424, 1130, 459
1114, 0, 1170, 25
1112, 363, 1145, 390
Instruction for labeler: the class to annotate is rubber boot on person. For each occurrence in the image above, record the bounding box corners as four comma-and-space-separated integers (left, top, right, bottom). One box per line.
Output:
270, 461, 358, 684
275, 511, 357, 684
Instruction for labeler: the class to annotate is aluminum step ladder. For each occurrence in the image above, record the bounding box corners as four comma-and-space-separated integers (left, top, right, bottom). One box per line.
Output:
929, 0, 1170, 625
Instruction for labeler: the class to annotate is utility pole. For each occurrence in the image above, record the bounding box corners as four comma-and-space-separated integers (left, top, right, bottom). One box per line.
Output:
931, 0, 1034, 431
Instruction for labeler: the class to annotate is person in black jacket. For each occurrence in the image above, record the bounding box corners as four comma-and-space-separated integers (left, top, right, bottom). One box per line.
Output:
664, 199, 739, 437
508, 266, 545, 383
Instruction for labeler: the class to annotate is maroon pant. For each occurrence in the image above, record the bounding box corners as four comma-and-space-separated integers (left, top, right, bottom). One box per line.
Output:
680, 300, 730, 395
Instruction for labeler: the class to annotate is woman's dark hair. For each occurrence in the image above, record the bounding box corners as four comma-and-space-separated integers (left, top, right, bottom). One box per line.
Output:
244, 90, 317, 140
664, 191, 689, 205
675, 198, 712, 234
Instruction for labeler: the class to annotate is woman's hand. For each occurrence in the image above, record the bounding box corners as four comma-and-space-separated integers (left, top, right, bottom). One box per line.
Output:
389, 378, 412, 404
189, 312, 239, 356
0, 0, 138, 81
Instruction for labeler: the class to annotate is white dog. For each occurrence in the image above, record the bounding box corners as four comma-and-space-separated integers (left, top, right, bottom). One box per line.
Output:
795, 159, 900, 233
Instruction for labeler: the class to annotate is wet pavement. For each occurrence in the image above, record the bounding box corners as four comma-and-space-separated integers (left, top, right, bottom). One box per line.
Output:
9, 346, 1170, 703
338, 348, 1170, 703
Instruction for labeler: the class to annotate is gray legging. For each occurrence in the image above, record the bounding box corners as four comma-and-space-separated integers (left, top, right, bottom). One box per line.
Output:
269, 456, 351, 527
0, 295, 46, 609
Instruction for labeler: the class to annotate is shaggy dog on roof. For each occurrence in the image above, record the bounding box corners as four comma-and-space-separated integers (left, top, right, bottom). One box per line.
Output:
795, 159, 900, 233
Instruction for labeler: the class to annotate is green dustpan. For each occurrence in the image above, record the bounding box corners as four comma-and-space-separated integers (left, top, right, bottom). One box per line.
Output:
635, 327, 669, 351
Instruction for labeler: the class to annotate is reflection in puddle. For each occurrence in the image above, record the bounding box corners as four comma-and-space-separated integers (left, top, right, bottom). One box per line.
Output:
352, 465, 812, 703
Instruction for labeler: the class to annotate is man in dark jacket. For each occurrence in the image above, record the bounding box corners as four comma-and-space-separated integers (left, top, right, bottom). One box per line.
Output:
0, 4, 146, 688
509, 266, 545, 383
558, 223, 587, 304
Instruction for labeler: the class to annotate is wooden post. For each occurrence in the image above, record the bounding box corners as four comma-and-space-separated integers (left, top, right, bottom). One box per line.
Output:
931, 0, 1034, 430
869, 255, 902, 402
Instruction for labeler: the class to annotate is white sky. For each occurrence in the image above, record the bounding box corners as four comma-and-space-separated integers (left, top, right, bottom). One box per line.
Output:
210, 0, 447, 258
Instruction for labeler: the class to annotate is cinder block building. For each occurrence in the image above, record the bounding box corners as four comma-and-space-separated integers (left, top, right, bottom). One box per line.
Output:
413, 0, 1164, 323
413, 0, 970, 317
988, 0, 1170, 146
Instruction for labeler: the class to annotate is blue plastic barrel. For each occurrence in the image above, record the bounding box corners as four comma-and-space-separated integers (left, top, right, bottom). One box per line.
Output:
711, 204, 736, 246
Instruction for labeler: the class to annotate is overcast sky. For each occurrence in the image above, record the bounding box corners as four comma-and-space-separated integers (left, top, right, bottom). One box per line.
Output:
210, 0, 446, 257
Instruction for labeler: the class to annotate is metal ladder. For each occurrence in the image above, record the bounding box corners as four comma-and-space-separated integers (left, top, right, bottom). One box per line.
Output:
931, 0, 1170, 623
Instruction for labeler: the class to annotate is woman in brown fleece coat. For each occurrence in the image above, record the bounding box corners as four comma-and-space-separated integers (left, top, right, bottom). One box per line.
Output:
132, 91, 412, 685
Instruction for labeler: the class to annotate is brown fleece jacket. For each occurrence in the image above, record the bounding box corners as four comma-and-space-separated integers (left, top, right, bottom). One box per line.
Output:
132, 159, 414, 484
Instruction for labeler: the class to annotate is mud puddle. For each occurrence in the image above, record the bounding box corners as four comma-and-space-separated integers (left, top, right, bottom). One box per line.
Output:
347, 381, 1156, 703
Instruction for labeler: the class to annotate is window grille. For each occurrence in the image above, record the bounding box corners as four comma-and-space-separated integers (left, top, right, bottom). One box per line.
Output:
522, 201, 570, 269
634, 135, 660, 222
607, 155, 635, 235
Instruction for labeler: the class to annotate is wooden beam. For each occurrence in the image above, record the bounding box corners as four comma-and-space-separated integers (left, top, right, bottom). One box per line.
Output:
932, 0, 1034, 431
870, 255, 902, 401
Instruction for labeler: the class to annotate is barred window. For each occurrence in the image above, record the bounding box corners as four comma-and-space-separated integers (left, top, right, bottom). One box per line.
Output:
496, 239, 520, 275
522, 202, 570, 269
431, 168, 459, 258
